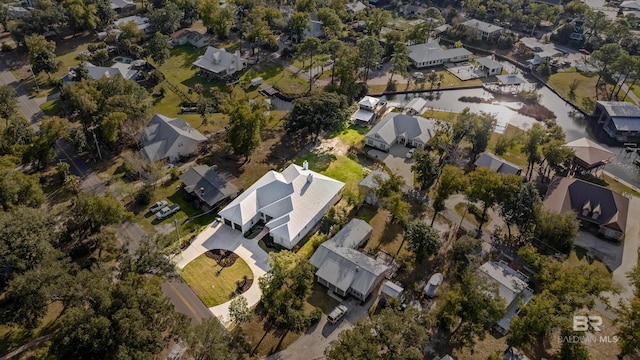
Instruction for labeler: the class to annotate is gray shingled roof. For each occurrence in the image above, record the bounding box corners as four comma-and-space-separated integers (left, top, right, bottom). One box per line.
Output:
476, 56, 502, 70
462, 19, 503, 33
408, 41, 472, 64
140, 114, 207, 161
180, 165, 238, 207
597, 101, 640, 132
365, 112, 438, 147
474, 152, 522, 174
359, 170, 390, 189
564, 137, 614, 169
309, 219, 387, 296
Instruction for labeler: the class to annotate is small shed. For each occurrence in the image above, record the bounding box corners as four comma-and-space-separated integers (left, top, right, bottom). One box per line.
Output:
251, 77, 263, 87
381, 281, 404, 300
423, 272, 443, 298
405, 97, 427, 115
359, 170, 390, 206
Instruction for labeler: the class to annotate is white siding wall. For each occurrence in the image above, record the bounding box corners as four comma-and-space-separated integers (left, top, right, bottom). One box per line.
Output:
365, 137, 390, 151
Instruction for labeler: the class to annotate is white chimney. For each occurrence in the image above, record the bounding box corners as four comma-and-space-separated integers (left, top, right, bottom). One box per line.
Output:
234, 50, 242, 71
302, 160, 309, 170
307, 174, 313, 183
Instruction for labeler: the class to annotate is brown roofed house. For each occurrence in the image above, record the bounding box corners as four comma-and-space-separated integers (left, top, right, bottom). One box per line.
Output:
564, 137, 615, 175
543, 177, 629, 241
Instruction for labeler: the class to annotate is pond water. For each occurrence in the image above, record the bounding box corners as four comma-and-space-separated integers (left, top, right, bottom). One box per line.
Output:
270, 83, 640, 188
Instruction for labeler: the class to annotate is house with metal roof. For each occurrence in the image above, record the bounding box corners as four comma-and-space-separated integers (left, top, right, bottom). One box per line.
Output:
462, 19, 504, 40
478, 261, 534, 335
359, 170, 390, 206
346, 1, 367, 15
193, 46, 247, 80
170, 29, 212, 49
180, 165, 239, 209
352, 96, 386, 124
365, 112, 438, 151
114, 15, 152, 33
543, 177, 629, 241
564, 137, 615, 175
139, 114, 207, 162
218, 161, 344, 249
474, 152, 522, 175
408, 40, 471, 68
309, 219, 389, 301
110, 0, 135, 12
476, 56, 503, 76
405, 97, 427, 115
63, 61, 140, 82
593, 101, 640, 143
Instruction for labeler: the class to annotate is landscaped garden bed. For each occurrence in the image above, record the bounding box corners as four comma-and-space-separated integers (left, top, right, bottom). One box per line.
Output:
205, 249, 240, 267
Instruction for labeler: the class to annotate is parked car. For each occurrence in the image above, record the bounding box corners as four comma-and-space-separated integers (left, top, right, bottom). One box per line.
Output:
149, 200, 168, 213
406, 148, 417, 158
412, 72, 425, 80
327, 305, 348, 324
579, 48, 590, 55
156, 204, 180, 220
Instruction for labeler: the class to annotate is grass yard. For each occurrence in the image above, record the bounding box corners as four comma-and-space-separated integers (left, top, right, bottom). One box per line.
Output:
361, 208, 410, 258
486, 125, 528, 168
327, 124, 368, 147
241, 307, 303, 357
545, 67, 628, 110
368, 70, 482, 94
294, 153, 364, 186
307, 283, 339, 314
180, 253, 254, 307
157, 45, 226, 96
40, 98, 62, 116
603, 174, 640, 197
0, 302, 63, 355
454, 202, 491, 229
422, 109, 460, 123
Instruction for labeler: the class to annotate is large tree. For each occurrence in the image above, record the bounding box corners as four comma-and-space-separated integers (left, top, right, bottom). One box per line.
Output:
532, 207, 579, 253
412, 149, 439, 191
288, 11, 310, 42
325, 307, 431, 360
199, 0, 234, 39
317, 7, 342, 38
522, 123, 547, 179
365, 8, 391, 36
25, 34, 61, 79
431, 165, 467, 225
405, 221, 440, 262
0, 85, 17, 123
185, 317, 240, 360
437, 271, 506, 348
357, 36, 383, 81
498, 181, 540, 240
389, 42, 409, 83
0, 165, 45, 211
298, 37, 323, 91
223, 97, 266, 162
285, 93, 350, 140
466, 167, 502, 231
259, 251, 316, 331
323, 39, 344, 85
146, 32, 171, 66
149, 2, 184, 34
61, 0, 100, 32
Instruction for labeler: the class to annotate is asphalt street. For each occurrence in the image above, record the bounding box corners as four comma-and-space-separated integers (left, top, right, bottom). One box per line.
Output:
0, 61, 44, 129
162, 280, 212, 325
54, 138, 105, 194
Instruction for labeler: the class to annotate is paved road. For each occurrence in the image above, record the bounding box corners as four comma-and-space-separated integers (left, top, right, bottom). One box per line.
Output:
162, 280, 213, 325
54, 138, 105, 194
0, 61, 44, 129
117, 221, 147, 252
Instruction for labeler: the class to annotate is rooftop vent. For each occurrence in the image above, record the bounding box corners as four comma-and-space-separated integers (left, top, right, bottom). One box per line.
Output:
302, 160, 309, 170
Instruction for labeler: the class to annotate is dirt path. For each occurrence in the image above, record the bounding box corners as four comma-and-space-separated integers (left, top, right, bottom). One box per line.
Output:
0, 334, 52, 360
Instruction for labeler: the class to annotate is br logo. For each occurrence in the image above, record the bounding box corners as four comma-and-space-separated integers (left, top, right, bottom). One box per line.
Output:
573, 315, 603, 332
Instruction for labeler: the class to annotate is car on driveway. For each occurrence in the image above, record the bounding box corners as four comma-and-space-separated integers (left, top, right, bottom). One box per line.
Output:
149, 200, 168, 213
406, 148, 417, 158
327, 305, 349, 324
156, 204, 180, 220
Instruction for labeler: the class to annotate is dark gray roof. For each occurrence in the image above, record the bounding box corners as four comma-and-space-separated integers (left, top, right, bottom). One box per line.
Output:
140, 114, 207, 161
474, 152, 522, 174
543, 177, 629, 232
408, 41, 472, 64
180, 165, 238, 207
462, 19, 504, 33
359, 170, 390, 189
365, 112, 438, 146
476, 56, 502, 70
597, 101, 640, 130
328, 218, 372, 248
309, 219, 387, 296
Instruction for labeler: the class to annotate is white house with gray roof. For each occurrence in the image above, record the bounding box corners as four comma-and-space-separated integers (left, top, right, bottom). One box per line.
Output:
140, 114, 207, 162
474, 152, 522, 175
309, 219, 389, 301
408, 40, 472, 68
218, 161, 344, 249
479, 261, 533, 334
365, 112, 438, 151
193, 46, 247, 80
462, 19, 504, 40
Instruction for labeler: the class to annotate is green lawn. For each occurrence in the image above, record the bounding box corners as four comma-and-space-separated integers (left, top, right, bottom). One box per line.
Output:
454, 202, 491, 229
307, 283, 339, 314
327, 124, 368, 147
544, 67, 630, 110
487, 125, 528, 168
422, 109, 459, 123
363, 208, 410, 258
603, 174, 640, 197
294, 153, 364, 186
0, 302, 63, 355
40, 98, 62, 116
180, 253, 254, 307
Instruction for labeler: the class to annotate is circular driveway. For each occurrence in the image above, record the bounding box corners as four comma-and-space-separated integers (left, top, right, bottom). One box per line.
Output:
175, 222, 271, 324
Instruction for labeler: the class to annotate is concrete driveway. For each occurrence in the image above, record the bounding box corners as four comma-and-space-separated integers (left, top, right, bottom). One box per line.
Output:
265, 296, 374, 360
575, 231, 623, 271
174, 222, 271, 325
367, 144, 415, 187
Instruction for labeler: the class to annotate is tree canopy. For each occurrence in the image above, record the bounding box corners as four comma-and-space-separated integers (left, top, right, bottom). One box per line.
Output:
285, 93, 350, 140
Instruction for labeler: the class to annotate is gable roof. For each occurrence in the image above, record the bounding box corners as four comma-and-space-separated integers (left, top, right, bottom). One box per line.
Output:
543, 177, 629, 232
597, 101, 640, 132
346, 1, 367, 13
564, 137, 615, 169
193, 46, 243, 74
110, 0, 135, 9
462, 19, 504, 33
180, 165, 238, 207
310, 219, 388, 296
621, 0, 640, 9
114, 16, 150, 31
496, 74, 527, 86
474, 152, 522, 174
479, 262, 529, 306
359, 96, 381, 108
476, 56, 502, 70
408, 41, 472, 64
218, 164, 345, 247
381, 281, 404, 298
365, 112, 438, 146
359, 170, 390, 189
140, 114, 207, 161
406, 97, 427, 113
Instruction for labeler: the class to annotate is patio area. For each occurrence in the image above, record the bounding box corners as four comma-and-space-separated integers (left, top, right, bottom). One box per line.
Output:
446, 62, 487, 81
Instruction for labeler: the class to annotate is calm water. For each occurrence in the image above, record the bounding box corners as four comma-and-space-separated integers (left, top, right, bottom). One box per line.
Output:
272, 83, 640, 188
